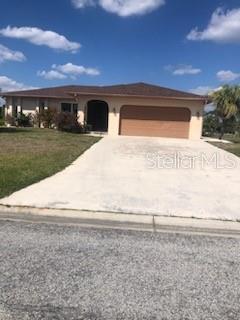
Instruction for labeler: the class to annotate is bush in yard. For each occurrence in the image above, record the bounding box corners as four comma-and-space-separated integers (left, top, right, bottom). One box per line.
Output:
0, 106, 5, 119
83, 122, 92, 133
16, 113, 32, 127
0, 118, 5, 126
32, 108, 57, 128
203, 112, 220, 137
203, 111, 240, 137
32, 111, 42, 128
223, 116, 240, 135
41, 108, 58, 128
5, 114, 15, 126
0, 108, 5, 127
54, 112, 83, 133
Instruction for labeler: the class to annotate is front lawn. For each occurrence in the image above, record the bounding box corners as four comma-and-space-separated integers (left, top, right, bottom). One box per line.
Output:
209, 134, 240, 157
0, 128, 101, 198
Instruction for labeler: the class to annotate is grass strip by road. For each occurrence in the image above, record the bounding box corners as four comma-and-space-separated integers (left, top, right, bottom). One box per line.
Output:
209, 134, 240, 157
0, 128, 101, 198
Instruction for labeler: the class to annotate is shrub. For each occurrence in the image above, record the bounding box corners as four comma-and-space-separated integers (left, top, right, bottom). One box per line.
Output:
203, 112, 220, 137
31, 111, 42, 128
5, 114, 15, 126
0, 109, 5, 126
0, 117, 5, 126
203, 111, 240, 138
41, 108, 57, 128
54, 112, 83, 133
84, 123, 92, 133
16, 113, 32, 127
0, 107, 4, 119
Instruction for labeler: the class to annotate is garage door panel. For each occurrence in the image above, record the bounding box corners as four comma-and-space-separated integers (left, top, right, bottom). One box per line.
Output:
121, 106, 191, 122
120, 106, 190, 139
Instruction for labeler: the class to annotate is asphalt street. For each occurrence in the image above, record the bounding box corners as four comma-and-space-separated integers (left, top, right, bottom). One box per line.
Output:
0, 219, 239, 320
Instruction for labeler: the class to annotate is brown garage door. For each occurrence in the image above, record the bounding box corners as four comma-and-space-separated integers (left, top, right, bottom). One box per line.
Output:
119, 106, 191, 139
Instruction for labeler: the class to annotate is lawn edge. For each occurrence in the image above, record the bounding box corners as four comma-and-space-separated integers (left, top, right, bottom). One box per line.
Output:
0, 133, 101, 199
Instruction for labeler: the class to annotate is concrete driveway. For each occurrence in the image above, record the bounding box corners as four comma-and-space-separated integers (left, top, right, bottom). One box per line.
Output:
1, 137, 240, 221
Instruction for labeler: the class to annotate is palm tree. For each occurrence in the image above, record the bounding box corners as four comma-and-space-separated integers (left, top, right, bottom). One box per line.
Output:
211, 85, 240, 139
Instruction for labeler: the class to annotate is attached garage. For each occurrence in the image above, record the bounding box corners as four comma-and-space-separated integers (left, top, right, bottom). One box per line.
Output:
2, 82, 205, 139
119, 105, 191, 139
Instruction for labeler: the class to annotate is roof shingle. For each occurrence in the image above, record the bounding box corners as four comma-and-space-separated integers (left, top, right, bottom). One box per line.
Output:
1, 82, 206, 100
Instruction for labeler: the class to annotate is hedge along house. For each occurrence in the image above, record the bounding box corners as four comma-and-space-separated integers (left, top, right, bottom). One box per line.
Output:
1, 82, 207, 139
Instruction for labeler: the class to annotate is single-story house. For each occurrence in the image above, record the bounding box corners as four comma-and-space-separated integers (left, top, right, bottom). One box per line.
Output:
1, 82, 207, 139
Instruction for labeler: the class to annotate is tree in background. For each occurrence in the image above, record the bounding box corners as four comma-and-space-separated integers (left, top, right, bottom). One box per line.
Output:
211, 85, 240, 139
203, 111, 220, 137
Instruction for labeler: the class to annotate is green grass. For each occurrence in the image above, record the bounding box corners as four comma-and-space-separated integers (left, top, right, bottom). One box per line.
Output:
0, 128, 101, 198
209, 134, 240, 157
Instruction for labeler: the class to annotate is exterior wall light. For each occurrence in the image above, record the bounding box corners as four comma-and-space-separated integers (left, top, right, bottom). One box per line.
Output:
113, 107, 116, 115
196, 111, 200, 119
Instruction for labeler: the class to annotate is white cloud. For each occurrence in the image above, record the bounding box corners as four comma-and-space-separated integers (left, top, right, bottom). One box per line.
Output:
0, 26, 81, 53
38, 62, 100, 80
52, 62, 100, 76
187, 7, 240, 43
0, 75, 36, 92
205, 103, 216, 113
189, 86, 212, 95
165, 64, 201, 76
72, 0, 95, 8
216, 70, 240, 82
99, 0, 165, 16
0, 44, 26, 63
72, 0, 165, 16
37, 70, 67, 80
189, 86, 222, 95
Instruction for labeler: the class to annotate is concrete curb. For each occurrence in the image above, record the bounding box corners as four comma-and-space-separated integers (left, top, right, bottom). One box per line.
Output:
0, 204, 240, 236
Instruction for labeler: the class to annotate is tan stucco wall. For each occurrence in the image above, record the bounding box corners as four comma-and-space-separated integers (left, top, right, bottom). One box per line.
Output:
76, 95, 205, 140
5, 95, 205, 139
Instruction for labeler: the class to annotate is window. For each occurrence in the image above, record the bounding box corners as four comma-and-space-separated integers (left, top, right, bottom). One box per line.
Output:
73, 104, 78, 115
61, 103, 78, 114
61, 103, 72, 113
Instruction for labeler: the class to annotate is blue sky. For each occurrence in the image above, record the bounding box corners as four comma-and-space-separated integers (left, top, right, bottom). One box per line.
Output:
0, 0, 240, 95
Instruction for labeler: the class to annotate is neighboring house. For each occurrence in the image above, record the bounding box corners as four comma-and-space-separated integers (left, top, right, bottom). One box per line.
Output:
1, 82, 207, 139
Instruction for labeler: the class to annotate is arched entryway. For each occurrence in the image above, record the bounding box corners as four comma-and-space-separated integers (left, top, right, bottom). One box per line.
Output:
86, 100, 109, 132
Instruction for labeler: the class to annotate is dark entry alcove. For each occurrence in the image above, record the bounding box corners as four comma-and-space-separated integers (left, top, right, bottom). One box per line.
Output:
86, 100, 109, 132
